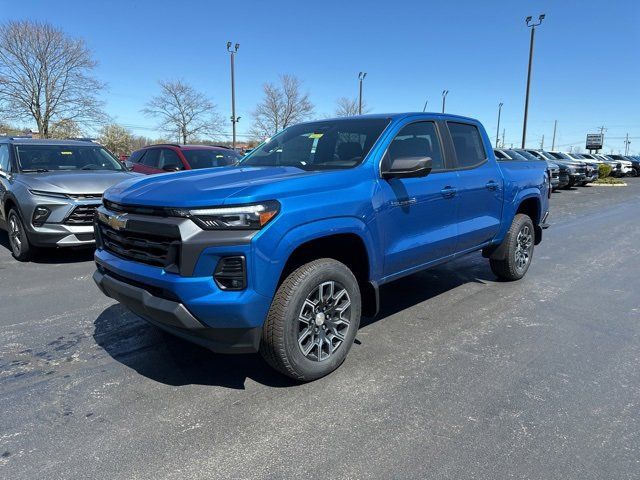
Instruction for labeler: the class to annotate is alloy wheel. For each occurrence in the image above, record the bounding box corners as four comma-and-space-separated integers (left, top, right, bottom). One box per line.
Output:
8, 215, 22, 256
297, 281, 351, 362
514, 225, 533, 272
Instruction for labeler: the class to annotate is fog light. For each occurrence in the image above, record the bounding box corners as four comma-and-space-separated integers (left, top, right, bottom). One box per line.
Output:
32, 206, 51, 226
214, 256, 246, 290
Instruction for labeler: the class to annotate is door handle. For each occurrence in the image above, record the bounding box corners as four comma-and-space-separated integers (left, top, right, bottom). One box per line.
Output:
485, 180, 499, 191
440, 186, 457, 198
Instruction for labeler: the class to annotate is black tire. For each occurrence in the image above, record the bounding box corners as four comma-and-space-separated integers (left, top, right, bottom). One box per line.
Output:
260, 258, 361, 381
489, 213, 534, 281
7, 208, 32, 261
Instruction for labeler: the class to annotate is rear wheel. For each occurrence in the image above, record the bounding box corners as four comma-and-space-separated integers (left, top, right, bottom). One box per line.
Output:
490, 214, 534, 281
7, 209, 32, 262
260, 258, 361, 381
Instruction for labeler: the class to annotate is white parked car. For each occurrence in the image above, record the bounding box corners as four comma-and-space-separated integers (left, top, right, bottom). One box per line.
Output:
606, 155, 634, 176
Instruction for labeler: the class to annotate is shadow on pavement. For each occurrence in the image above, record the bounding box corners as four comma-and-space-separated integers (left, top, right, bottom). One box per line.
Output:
93, 304, 298, 390
93, 254, 494, 389
0, 231, 95, 264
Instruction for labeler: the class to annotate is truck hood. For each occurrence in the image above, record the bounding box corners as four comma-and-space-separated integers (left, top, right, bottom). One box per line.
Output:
17, 170, 139, 194
104, 166, 320, 207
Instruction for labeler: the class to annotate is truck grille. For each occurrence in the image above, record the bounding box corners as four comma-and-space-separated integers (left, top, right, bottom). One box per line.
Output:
65, 204, 100, 225
98, 223, 180, 268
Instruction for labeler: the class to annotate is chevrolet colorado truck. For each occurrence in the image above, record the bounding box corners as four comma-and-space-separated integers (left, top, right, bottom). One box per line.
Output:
93, 114, 550, 381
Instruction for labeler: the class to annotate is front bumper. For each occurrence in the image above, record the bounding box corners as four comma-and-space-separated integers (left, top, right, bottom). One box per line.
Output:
29, 223, 96, 247
93, 268, 262, 353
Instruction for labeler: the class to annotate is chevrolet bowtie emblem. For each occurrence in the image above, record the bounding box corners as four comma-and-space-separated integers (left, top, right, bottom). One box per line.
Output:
107, 213, 128, 231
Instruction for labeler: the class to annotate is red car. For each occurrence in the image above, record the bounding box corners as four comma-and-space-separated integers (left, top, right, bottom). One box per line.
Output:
125, 144, 241, 175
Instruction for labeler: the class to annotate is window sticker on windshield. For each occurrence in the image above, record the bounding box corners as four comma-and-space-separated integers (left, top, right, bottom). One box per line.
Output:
60, 151, 73, 155
308, 133, 323, 139
216, 154, 224, 158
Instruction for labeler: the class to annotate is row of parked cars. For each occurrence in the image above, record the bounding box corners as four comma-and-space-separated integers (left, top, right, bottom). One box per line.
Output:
493, 148, 639, 190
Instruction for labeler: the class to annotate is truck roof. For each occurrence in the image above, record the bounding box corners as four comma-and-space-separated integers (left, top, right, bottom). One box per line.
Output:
301, 112, 480, 124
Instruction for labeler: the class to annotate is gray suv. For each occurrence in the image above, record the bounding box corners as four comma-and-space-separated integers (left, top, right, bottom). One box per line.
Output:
0, 138, 138, 261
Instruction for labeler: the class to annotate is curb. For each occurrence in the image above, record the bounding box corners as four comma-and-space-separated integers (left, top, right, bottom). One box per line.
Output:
585, 182, 627, 187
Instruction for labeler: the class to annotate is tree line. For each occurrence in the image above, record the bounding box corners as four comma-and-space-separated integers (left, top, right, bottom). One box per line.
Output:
0, 20, 369, 156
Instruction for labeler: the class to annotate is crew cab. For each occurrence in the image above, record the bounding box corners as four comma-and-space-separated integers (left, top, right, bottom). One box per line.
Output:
93, 114, 550, 381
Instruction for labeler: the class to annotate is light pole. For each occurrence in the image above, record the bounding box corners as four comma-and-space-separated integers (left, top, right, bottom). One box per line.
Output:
551, 120, 557, 151
521, 14, 545, 148
441, 90, 449, 113
358, 72, 367, 115
227, 41, 240, 149
496, 102, 503, 147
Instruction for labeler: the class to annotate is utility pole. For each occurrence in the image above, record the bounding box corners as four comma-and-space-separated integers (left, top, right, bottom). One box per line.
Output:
358, 72, 367, 115
496, 102, 503, 147
442, 90, 449, 113
422, 100, 428, 112
540, 134, 544, 150
624, 133, 631, 155
502, 129, 505, 148
551, 120, 557, 151
597, 125, 607, 154
522, 14, 546, 148
226, 41, 240, 149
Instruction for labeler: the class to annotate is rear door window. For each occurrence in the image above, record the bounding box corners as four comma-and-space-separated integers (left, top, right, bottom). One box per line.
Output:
128, 150, 145, 163
0, 144, 10, 172
448, 123, 487, 168
141, 149, 161, 168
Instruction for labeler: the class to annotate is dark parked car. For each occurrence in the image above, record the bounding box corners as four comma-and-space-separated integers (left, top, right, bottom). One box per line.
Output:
495, 148, 560, 190
542, 151, 588, 188
126, 144, 241, 175
0, 137, 138, 261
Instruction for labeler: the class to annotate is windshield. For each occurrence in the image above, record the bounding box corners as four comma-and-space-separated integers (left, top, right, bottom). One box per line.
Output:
511, 149, 541, 162
16, 144, 124, 172
240, 118, 390, 170
183, 149, 240, 169
504, 150, 530, 161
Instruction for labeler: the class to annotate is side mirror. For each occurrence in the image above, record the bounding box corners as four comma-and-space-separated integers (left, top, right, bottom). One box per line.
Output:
162, 164, 181, 172
382, 155, 432, 179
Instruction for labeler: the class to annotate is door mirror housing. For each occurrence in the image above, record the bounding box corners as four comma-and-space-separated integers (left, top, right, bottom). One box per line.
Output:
382, 155, 433, 179
162, 164, 181, 172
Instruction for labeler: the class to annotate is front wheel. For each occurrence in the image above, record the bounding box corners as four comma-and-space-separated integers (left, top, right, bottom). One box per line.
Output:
7, 209, 32, 262
489, 214, 535, 281
260, 258, 361, 381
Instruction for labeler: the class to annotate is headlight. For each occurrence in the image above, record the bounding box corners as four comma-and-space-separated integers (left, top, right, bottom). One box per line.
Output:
174, 201, 280, 230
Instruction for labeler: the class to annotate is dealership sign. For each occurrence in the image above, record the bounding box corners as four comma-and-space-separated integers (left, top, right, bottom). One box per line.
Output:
586, 134, 603, 150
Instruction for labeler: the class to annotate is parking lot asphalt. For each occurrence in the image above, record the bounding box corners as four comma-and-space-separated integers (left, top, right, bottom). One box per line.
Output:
1, 180, 639, 480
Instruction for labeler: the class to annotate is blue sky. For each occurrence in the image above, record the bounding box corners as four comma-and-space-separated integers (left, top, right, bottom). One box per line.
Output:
2, 0, 639, 153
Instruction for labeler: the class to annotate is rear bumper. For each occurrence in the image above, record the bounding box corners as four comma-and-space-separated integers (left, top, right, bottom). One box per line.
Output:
93, 269, 261, 353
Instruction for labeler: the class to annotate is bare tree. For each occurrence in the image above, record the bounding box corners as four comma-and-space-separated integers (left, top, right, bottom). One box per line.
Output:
49, 119, 83, 139
251, 74, 314, 138
98, 123, 134, 156
334, 97, 370, 117
0, 20, 106, 137
142, 80, 222, 144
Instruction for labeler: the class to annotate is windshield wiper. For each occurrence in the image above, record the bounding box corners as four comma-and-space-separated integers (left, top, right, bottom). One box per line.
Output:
20, 168, 50, 173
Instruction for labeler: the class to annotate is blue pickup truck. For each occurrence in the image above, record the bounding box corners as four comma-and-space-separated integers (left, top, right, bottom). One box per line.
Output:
93, 114, 550, 380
